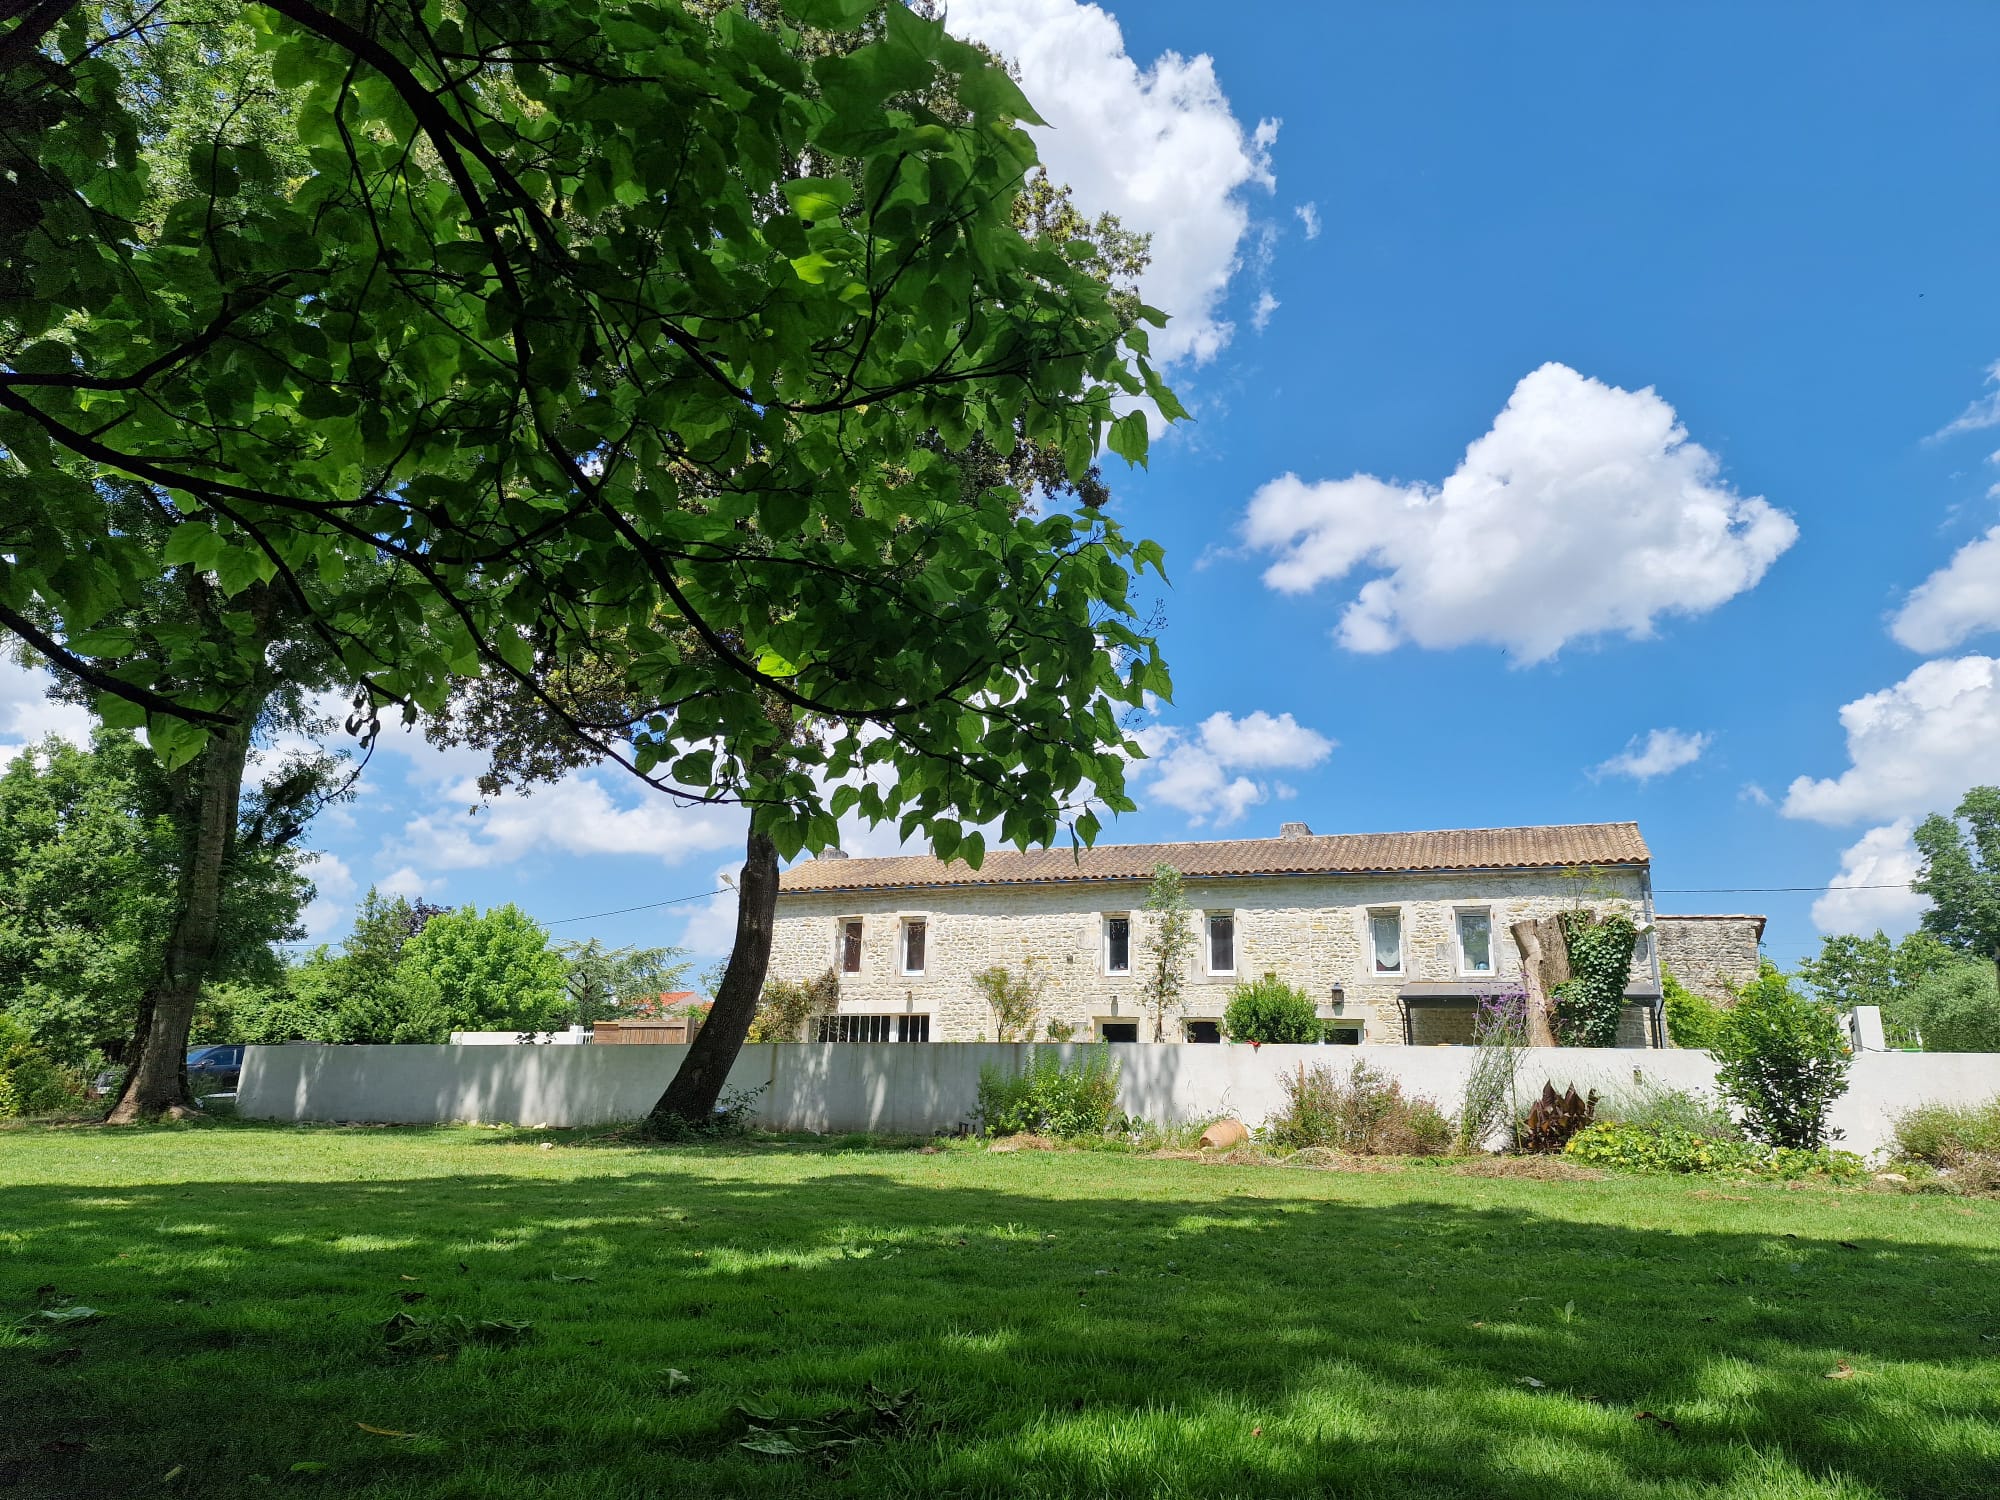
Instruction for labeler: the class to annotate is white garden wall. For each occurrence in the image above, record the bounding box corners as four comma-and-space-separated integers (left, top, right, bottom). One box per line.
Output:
237, 1043, 2000, 1157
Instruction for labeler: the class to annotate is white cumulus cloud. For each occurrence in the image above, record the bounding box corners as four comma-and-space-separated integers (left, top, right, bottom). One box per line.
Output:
1132, 708, 1333, 827
1782, 655, 2000, 826
1812, 820, 1928, 936
0, 657, 93, 765
1251, 290, 1279, 332
1890, 525, 2000, 653
1295, 201, 1321, 240
369, 726, 743, 875
943, 0, 1277, 366
1592, 728, 1711, 783
1238, 363, 1799, 663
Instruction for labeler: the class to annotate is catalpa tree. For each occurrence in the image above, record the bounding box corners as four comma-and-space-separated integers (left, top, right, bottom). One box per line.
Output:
0, 0, 1178, 1119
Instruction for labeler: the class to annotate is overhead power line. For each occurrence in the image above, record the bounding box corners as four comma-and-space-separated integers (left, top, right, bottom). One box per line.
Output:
1656, 884, 1910, 894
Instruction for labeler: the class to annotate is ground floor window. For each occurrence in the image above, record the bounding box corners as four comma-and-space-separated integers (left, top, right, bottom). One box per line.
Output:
1099, 1021, 1139, 1043
1321, 1022, 1363, 1044
1184, 1020, 1221, 1043
816, 1014, 931, 1043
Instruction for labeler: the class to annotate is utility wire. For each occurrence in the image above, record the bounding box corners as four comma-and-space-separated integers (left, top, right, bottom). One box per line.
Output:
276, 885, 731, 945
1656, 883, 1910, 894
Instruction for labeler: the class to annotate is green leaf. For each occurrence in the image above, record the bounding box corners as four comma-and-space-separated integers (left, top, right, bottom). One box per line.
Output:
779, 177, 856, 221
1107, 411, 1149, 468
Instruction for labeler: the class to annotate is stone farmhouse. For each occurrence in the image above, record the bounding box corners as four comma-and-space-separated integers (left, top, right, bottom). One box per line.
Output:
768, 820, 1763, 1047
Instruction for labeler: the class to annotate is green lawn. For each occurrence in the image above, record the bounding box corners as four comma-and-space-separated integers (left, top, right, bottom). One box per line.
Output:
2, 1123, 1997, 1499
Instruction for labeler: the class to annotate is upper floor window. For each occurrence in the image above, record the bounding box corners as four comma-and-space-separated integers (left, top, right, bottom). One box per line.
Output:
900, 918, 927, 976
1369, 909, 1403, 975
1105, 915, 1132, 975
1207, 913, 1235, 975
1457, 909, 1494, 975
839, 919, 863, 974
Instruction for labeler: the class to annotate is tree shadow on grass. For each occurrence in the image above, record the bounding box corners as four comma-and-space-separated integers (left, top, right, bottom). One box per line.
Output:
2, 1159, 1997, 1499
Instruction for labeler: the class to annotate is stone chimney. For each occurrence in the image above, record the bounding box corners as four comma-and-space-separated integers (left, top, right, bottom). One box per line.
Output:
816, 847, 849, 860
1279, 821, 1314, 839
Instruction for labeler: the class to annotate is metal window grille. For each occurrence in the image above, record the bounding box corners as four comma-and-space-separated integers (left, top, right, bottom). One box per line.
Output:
816, 1015, 931, 1044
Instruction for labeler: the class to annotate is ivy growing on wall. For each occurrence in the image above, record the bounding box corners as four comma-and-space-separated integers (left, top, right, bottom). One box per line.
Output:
1552, 910, 1643, 1047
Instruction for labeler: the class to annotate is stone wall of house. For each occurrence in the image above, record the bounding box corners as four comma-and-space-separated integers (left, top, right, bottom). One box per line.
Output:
767, 867, 1654, 1044
1655, 915, 1764, 1001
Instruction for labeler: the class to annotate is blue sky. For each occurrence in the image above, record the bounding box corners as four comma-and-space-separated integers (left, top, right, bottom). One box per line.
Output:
8, 0, 2000, 972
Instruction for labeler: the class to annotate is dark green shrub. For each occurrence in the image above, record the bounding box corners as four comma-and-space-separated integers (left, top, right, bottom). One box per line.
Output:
1268, 1058, 1455, 1155
0, 1016, 88, 1117
1889, 964, 2000, 1052
1222, 976, 1320, 1044
976, 1050, 1121, 1139
1662, 968, 1729, 1050
1711, 966, 1851, 1148
1891, 1097, 2000, 1166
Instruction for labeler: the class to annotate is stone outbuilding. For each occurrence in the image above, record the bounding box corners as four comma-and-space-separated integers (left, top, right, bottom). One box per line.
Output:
1654, 914, 1767, 1001
767, 819, 1765, 1048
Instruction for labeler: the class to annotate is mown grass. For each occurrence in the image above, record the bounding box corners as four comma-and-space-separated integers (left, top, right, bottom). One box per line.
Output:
2, 1120, 1997, 1499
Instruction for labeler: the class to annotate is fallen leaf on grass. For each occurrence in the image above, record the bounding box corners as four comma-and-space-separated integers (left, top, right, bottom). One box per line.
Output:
1826, 1360, 1857, 1380
357, 1423, 425, 1439
163, 1464, 185, 1482
737, 1385, 934, 1461
39, 1440, 90, 1455
1251, 1426, 1263, 1438
1633, 1411, 1682, 1436
1515, 1376, 1547, 1389
290, 1461, 331, 1474
398, 1275, 419, 1282
38, 1306, 101, 1324
552, 1274, 596, 1283
1838, 1241, 1861, 1251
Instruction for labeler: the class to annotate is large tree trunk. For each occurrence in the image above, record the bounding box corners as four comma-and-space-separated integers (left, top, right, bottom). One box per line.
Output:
645, 825, 780, 1131
106, 718, 253, 1122
1510, 917, 1568, 1048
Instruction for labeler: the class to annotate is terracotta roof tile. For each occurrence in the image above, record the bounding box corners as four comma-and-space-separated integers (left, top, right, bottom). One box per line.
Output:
779, 822, 1648, 894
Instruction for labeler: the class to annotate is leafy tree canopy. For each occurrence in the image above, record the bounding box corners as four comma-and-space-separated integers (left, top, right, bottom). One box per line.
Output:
399, 904, 571, 1036
1913, 786, 2000, 974
2, 0, 1175, 868
0, 729, 316, 1065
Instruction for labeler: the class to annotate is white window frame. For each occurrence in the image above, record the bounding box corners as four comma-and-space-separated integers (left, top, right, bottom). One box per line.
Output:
1455, 906, 1496, 977
836, 916, 865, 976
1368, 907, 1405, 977
1205, 911, 1236, 977
899, 916, 928, 977
1103, 913, 1133, 977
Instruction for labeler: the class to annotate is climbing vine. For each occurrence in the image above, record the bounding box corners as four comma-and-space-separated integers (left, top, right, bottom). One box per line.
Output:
1552, 910, 1642, 1047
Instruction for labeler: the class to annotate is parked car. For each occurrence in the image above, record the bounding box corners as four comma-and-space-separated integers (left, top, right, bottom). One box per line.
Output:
186, 1045, 245, 1091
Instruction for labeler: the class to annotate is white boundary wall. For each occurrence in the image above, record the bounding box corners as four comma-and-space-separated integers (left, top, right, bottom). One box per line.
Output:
238, 1044, 2000, 1156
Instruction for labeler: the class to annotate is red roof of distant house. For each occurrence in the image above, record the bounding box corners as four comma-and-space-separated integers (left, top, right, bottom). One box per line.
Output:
625, 990, 701, 1017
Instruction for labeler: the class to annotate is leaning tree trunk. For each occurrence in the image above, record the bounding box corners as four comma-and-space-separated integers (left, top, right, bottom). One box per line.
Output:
106, 718, 253, 1122
1509, 917, 1568, 1048
645, 826, 780, 1131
